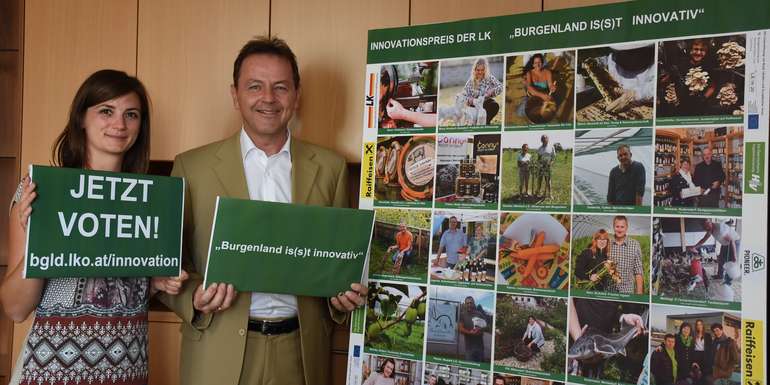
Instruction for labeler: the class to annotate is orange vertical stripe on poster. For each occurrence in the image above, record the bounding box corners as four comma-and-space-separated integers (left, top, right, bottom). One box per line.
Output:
369, 73, 375, 96
368, 106, 374, 128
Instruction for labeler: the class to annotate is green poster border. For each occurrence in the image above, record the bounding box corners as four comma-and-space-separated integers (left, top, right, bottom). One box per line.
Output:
574, 204, 652, 214
425, 354, 491, 371
571, 289, 650, 304
493, 364, 566, 381
496, 284, 568, 298
652, 295, 741, 311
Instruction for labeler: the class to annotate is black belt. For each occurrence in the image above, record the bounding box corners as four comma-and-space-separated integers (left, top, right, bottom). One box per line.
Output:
247, 317, 299, 335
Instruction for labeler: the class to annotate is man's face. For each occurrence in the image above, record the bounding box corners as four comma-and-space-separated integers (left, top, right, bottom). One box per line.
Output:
449, 217, 458, 230
464, 297, 475, 309
703, 147, 713, 164
231, 54, 300, 139
703, 219, 714, 232
399, 224, 407, 232
429, 375, 437, 385
690, 42, 707, 64
617, 147, 632, 168
713, 327, 723, 338
614, 219, 628, 239
541, 135, 549, 145
494, 379, 505, 385
665, 337, 675, 350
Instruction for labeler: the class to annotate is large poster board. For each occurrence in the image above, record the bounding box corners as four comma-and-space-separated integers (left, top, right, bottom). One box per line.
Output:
348, 1, 768, 385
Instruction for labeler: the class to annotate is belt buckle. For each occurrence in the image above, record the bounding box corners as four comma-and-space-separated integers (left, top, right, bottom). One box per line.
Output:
261, 320, 270, 334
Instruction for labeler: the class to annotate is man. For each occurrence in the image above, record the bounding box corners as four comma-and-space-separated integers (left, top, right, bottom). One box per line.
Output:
158, 37, 365, 385
688, 218, 740, 283
493, 377, 506, 385
693, 147, 725, 208
651, 334, 678, 385
567, 297, 647, 379
435, 216, 467, 268
711, 323, 739, 385
458, 296, 487, 363
608, 216, 644, 294
386, 222, 413, 274
535, 134, 555, 199
607, 144, 646, 206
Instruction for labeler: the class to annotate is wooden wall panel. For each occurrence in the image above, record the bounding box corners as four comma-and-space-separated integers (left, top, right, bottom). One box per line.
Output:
270, 0, 410, 162
0, 158, 18, 265
0, 52, 21, 158
544, 0, 629, 11
0, 0, 22, 50
137, 0, 269, 161
20, 0, 138, 168
410, 0, 541, 26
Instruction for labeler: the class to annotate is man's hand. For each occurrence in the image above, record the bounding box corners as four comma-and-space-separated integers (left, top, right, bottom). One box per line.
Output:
193, 282, 237, 314
151, 270, 190, 295
330, 283, 368, 313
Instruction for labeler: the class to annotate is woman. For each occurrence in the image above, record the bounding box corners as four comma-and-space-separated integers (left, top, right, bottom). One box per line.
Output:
363, 358, 396, 385
670, 158, 700, 206
692, 319, 714, 378
462, 57, 503, 125
525, 54, 557, 102
1, 70, 186, 385
517, 143, 531, 197
574, 229, 611, 290
675, 322, 696, 382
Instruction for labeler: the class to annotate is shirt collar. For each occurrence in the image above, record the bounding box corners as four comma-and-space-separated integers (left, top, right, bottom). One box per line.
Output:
239, 127, 291, 161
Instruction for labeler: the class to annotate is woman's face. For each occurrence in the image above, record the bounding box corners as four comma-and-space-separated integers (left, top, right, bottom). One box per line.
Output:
383, 362, 395, 377
597, 238, 608, 250
474, 63, 486, 80
681, 161, 691, 173
533, 56, 543, 70
682, 325, 692, 337
695, 321, 704, 332
83, 92, 141, 163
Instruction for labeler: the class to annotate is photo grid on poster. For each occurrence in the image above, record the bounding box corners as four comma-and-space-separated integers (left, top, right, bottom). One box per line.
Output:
352, 4, 767, 385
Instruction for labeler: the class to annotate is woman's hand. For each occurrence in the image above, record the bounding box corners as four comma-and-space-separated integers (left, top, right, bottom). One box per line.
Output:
17, 175, 37, 231
151, 270, 189, 295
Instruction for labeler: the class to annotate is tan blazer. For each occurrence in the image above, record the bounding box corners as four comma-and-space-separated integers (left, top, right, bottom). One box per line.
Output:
159, 132, 349, 385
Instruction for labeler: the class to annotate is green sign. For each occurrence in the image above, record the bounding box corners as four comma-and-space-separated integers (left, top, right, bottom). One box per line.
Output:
366, 0, 770, 63
745, 142, 766, 194
204, 197, 375, 297
25, 165, 184, 278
